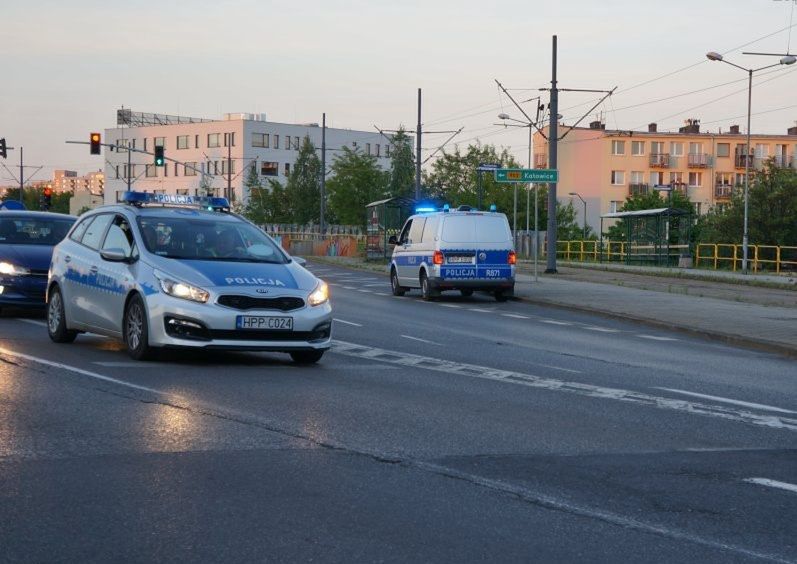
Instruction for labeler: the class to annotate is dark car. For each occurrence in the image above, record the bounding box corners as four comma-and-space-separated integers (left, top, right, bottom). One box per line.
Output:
0, 210, 76, 314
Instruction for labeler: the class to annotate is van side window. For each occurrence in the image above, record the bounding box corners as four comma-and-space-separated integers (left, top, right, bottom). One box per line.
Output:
421, 216, 439, 243
408, 218, 426, 244
398, 220, 412, 244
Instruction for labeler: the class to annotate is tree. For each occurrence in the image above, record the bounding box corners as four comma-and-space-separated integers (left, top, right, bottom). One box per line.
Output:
698, 160, 797, 246
284, 135, 322, 225
557, 199, 595, 240
1, 186, 71, 214
326, 147, 389, 226
387, 126, 415, 199
606, 189, 692, 240
243, 179, 291, 225
197, 174, 213, 197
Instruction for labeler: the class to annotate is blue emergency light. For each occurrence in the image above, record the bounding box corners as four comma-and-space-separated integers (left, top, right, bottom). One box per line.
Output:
489, 204, 497, 212
121, 191, 230, 212
414, 206, 437, 214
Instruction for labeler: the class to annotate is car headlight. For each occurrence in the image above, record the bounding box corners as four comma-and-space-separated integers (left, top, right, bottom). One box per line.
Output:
154, 271, 209, 303
0, 261, 30, 276
308, 281, 329, 306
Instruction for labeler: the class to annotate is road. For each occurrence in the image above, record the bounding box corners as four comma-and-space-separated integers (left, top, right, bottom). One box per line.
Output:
0, 260, 795, 563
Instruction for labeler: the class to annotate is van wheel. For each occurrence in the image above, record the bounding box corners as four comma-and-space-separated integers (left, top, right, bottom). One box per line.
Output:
460, 289, 474, 297
420, 273, 437, 301
47, 286, 78, 343
391, 268, 406, 296
494, 290, 509, 302
124, 294, 157, 361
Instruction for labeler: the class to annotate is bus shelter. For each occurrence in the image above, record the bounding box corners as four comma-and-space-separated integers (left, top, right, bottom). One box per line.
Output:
600, 207, 693, 267
365, 196, 416, 260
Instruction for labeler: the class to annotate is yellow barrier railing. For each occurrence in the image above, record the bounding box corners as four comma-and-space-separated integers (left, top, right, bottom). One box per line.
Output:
554, 241, 797, 273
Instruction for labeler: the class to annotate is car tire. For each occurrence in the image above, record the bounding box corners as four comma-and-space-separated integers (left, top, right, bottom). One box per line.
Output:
494, 290, 509, 302
460, 289, 474, 297
420, 273, 437, 301
290, 349, 324, 364
391, 268, 406, 296
47, 286, 78, 343
124, 294, 157, 361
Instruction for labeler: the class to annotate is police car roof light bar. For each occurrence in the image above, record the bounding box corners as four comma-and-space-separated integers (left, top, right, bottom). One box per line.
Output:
121, 191, 230, 212
490, 204, 497, 212
414, 206, 437, 214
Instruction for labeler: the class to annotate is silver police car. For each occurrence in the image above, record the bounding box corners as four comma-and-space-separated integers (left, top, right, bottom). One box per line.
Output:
47, 192, 331, 362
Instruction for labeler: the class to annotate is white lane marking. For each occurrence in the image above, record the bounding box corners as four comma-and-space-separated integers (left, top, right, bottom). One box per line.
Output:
94, 361, 168, 368
331, 340, 797, 433
439, 304, 461, 308
541, 319, 571, 326
333, 318, 363, 327
502, 313, 530, 319
583, 326, 620, 333
357, 289, 372, 293
374, 293, 390, 296
19, 319, 47, 327
638, 335, 679, 341
655, 388, 797, 415
342, 286, 357, 290
539, 364, 583, 374
363, 283, 386, 287
469, 308, 492, 313
328, 282, 341, 287
0, 346, 166, 396
744, 478, 797, 494
401, 335, 441, 346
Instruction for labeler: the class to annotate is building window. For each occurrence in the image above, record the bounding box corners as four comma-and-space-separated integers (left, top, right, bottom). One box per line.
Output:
693, 202, 702, 215
631, 141, 645, 156
651, 141, 664, 154
352, 141, 358, 149
220, 160, 236, 175
689, 142, 703, 154
716, 172, 733, 185
755, 143, 769, 158
284, 163, 291, 175
611, 170, 625, 185
155, 137, 165, 148
366, 143, 371, 155
174, 163, 179, 177
670, 172, 684, 185
285, 136, 292, 150
385, 144, 391, 158
294, 136, 300, 150
116, 138, 130, 153
716, 143, 730, 157
688, 172, 702, 187
630, 171, 644, 184
208, 133, 220, 148
650, 171, 664, 185
274, 135, 280, 149
611, 140, 625, 155
224, 132, 235, 147
195, 135, 199, 148
184, 162, 198, 176
609, 201, 622, 213
670, 142, 683, 156
143, 138, 148, 151
176, 188, 189, 196
252, 133, 269, 148
115, 165, 120, 179
375, 144, 381, 157
177, 135, 189, 150
735, 173, 745, 185
261, 162, 278, 176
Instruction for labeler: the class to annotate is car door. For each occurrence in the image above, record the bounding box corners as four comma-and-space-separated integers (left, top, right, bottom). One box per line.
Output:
69, 213, 114, 330
95, 214, 138, 334
405, 217, 426, 286
394, 219, 413, 285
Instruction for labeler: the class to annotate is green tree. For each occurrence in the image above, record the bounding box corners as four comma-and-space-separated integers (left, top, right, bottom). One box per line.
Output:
387, 126, 415, 199
243, 179, 291, 225
1, 186, 71, 214
557, 199, 595, 240
698, 160, 797, 246
284, 136, 322, 225
197, 174, 213, 197
326, 147, 389, 226
606, 189, 692, 240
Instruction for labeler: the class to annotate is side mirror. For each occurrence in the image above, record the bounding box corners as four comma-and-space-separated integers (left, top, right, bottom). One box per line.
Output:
388, 235, 398, 245
100, 248, 132, 263
293, 256, 307, 266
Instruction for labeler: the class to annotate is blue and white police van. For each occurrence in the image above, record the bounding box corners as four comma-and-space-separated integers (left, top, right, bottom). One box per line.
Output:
47, 192, 331, 362
388, 205, 516, 301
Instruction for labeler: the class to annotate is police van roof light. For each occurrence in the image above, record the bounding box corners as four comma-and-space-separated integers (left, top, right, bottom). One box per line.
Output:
414, 206, 437, 214
443, 204, 450, 213
121, 191, 230, 212
489, 204, 497, 212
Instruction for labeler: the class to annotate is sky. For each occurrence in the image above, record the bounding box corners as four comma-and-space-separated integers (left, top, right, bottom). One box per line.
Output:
1, 0, 796, 183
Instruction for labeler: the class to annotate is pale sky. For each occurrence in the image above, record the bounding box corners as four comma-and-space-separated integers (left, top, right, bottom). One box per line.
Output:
1, 0, 796, 182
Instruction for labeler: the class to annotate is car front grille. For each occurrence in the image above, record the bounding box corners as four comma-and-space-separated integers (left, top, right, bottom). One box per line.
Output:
217, 295, 305, 311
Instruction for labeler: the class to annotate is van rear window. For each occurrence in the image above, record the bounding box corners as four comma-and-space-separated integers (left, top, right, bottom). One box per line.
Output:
441, 215, 511, 243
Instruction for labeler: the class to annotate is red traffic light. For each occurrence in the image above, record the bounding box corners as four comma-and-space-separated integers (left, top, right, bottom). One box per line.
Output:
43, 187, 53, 197
90, 132, 101, 155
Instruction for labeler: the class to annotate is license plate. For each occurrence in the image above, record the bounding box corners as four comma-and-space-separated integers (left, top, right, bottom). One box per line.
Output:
447, 255, 474, 264
236, 316, 294, 330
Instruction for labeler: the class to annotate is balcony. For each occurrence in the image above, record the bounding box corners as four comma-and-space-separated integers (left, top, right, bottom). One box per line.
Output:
649, 153, 670, 168
671, 182, 687, 195
534, 153, 547, 169
714, 184, 733, 200
629, 183, 649, 196
734, 154, 753, 169
687, 153, 710, 168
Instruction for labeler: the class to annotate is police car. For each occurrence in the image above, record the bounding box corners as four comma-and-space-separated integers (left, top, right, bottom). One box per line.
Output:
0, 207, 76, 314
388, 205, 515, 301
47, 192, 331, 362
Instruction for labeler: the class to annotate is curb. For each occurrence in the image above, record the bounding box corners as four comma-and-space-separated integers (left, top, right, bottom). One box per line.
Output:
309, 257, 796, 359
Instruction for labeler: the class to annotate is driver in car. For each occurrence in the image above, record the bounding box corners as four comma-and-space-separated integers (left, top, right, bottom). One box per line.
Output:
212, 229, 246, 258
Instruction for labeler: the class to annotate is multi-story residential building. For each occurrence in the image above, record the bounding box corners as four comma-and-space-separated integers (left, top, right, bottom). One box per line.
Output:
52, 169, 105, 195
104, 110, 400, 205
533, 119, 797, 235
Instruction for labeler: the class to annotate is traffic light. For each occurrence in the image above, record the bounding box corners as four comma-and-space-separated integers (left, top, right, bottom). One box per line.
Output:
43, 186, 53, 210
154, 145, 165, 167
90, 132, 101, 155
0, 138, 6, 159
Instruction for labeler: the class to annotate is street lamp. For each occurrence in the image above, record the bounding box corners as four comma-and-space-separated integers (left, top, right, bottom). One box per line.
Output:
705, 51, 796, 273
568, 192, 587, 240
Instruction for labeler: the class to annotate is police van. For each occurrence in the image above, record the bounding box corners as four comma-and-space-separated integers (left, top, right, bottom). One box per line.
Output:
47, 192, 331, 362
388, 205, 516, 301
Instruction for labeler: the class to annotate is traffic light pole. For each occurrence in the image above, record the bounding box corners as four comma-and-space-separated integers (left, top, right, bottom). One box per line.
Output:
19, 147, 24, 203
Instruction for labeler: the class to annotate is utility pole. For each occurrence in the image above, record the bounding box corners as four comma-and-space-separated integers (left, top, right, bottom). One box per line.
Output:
127, 142, 132, 190
546, 35, 559, 274
415, 88, 422, 200
227, 137, 233, 201
19, 147, 24, 202
321, 112, 327, 233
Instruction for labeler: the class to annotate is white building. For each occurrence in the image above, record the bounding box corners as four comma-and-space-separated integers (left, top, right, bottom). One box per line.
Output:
104, 110, 401, 205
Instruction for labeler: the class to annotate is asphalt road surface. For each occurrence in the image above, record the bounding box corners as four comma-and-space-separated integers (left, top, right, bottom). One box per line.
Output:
1, 260, 795, 563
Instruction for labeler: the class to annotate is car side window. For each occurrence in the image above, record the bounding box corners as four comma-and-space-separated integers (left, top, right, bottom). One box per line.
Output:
80, 214, 114, 251
398, 220, 412, 245
102, 215, 136, 257
69, 216, 93, 243
408, 218, 426, 244
422, 216, 439, 243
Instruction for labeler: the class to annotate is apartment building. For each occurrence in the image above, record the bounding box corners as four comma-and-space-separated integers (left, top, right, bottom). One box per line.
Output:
533, 119, 797, 234
51, 169, 105, 195
104, 110, 399, 205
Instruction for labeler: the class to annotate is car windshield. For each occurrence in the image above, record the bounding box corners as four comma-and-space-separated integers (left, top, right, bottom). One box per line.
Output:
136, 216, 289, 263
0, 215, 75, 246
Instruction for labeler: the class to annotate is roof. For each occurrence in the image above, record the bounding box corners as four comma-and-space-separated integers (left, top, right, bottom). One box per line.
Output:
0, 210, 76, 220
366, 196, 416, 208
602, 207, 691, 219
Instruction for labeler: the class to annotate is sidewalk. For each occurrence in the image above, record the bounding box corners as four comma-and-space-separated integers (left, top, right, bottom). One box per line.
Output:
312, 256, 797, 357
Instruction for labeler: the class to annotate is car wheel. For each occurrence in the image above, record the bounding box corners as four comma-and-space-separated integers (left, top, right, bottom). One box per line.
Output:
391, 268, 406, 296
124, 294, 157, 361
420, 273, 437, 301
460, 289, 474, 297
290, 350, 324, 364
494, 290, 509, 302
47, 286, 78, 343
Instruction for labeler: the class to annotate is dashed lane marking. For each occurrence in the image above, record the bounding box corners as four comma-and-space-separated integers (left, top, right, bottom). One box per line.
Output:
439, 304, 461, 308
655, 388, 797, 414
743, 478, 797, 494
333, 318, 363, 327
469, 308, 493, 313
638, 335, 679, 341
502, 313, 530, 319
357, 289, 373, 293
541, 320, 572, 326
374, 293, 390, 296
330, 339, 797, 433
583, 326, 621, 333
343, 286, 357, 290
401, 335, 441, 346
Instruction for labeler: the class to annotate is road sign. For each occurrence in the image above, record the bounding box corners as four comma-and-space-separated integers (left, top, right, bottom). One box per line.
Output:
495, 168, 558, 183
477, 162, 501, 171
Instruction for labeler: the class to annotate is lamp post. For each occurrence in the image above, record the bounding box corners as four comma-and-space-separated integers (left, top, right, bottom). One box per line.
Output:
568, 192, 586, 240
705, 51, 796, 273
